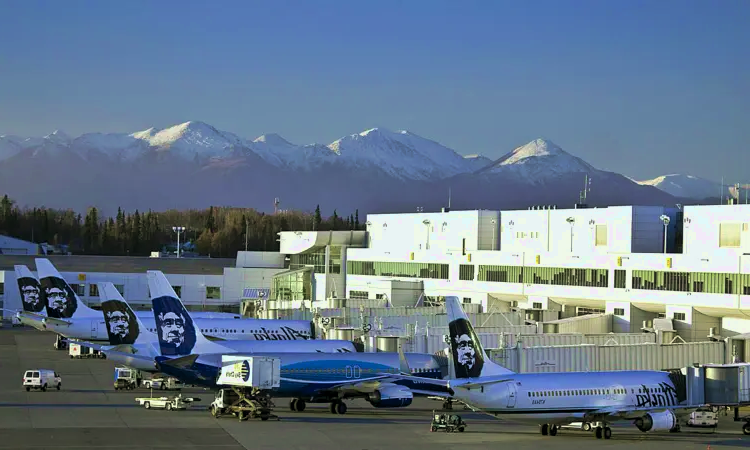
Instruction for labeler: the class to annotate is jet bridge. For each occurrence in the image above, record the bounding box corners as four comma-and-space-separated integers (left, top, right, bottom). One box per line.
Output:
682, 363, 750, 434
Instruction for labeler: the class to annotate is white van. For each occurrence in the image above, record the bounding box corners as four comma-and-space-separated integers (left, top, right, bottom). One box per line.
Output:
23, 369, 62, 391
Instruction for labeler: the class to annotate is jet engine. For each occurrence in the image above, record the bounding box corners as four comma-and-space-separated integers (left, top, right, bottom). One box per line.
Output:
368, 385, 414, 408
634, 410, 678, 432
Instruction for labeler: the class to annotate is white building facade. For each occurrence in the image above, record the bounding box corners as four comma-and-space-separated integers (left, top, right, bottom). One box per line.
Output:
345, 205, 750, 338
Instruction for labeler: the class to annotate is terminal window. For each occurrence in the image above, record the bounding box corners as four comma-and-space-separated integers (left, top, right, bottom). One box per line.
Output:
70, 283, 85, 296
173, 286, 182, 297
459, 264, 475, 281
595, 225, 608, 246
673, 312, 686, 321
350, 291, 368, 299
719, 223, 741, 248
89, 284, 99, 297
614, 308, 625, 316
206, 286, 221, 299
632, 270, 750, 295
114, 284, 125, 296
347, 261, 449, 280
0, 282, 3, 296
614, 270, 626, 289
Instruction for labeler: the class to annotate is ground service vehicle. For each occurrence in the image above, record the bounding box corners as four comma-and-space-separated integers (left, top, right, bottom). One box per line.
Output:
114, 367, 140, 390
69, 343, 104, 359
23, 369, 61, 392
209, 356, 281, 422
142, 376, 183, 390
135, 394, 200, 411
430, 411, 467, 432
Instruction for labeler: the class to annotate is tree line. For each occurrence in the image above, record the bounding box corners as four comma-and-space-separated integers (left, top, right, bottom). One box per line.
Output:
0, 195, 364, 258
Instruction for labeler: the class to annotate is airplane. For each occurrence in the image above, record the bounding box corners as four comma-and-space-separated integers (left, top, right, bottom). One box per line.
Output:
104, 271, 452, 414
76, 280, 358, 372
10, 259, 320, 343
9, 263, 241, 323
379, 296, 703, 440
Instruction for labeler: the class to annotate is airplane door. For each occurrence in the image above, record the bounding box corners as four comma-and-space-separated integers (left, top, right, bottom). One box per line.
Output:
505, 382, 517, 408
90, 320, 98, 339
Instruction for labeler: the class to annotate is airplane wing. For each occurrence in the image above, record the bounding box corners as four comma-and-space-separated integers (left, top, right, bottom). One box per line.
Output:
584, 404, 705, 422
309, 376, 452, 400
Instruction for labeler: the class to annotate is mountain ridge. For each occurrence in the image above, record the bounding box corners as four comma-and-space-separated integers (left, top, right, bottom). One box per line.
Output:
0, 120, 681, 215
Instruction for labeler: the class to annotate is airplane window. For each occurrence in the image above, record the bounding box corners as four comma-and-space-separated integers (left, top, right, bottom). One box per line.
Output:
528, 393, 531, 397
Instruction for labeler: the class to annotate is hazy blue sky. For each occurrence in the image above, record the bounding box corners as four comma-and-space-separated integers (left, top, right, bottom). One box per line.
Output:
1, 0, 748, 182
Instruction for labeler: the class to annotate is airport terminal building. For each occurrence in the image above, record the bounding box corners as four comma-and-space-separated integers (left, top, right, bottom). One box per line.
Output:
2, 203, 750, 340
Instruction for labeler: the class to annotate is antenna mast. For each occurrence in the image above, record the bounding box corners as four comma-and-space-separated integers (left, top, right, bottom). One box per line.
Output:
448, 187, 452, 209
274, 197, 280, 214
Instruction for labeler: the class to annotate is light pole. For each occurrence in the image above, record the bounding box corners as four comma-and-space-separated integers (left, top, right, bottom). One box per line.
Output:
172, 226, 185, 258
491, 218, 497, 250
422, 219, 431, 250
660, 215, 670, 254
566, 217, 575, 252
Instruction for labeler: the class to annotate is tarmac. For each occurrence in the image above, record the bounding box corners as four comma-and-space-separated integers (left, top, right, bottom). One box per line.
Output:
2, 326, 750, 449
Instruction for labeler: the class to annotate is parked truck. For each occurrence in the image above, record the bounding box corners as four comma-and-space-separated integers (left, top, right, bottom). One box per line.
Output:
114, 366, 141, 390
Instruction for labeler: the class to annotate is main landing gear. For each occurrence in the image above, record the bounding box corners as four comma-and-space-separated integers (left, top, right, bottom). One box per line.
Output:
594, 425, 612, 440
540, 423, 612, 439
329, 400, 347, 414
290, 398, 306, 412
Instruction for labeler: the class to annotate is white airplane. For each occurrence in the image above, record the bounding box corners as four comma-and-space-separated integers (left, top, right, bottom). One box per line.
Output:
9, 259, 319, 343
77, 280, 357, 372
384, 296, 703, 440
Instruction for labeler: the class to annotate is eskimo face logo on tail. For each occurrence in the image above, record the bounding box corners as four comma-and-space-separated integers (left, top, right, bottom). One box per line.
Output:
448, 318, 484, 378
152, 296, 196, 356
17, 277, 43, 313
39, 277, 78, 319
101, 300, 139, 345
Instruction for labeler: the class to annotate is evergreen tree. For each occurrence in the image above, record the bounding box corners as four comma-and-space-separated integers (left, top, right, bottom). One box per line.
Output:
206, 206, 216, 232
314, 205, 322, 230
355, 209, 360, 229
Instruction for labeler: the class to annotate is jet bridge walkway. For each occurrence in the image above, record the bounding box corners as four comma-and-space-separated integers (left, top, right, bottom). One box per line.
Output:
683, 363, 750, 434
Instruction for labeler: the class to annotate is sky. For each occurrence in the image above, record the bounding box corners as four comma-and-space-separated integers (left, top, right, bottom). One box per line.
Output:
1, 0, 748, 182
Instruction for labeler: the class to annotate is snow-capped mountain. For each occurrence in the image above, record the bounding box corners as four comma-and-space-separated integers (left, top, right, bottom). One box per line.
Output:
476, 138, 595, 181
325, 128, 475, 180
0, 121, 679, 215
637, 174, 748, 201
463, 154, 493, 171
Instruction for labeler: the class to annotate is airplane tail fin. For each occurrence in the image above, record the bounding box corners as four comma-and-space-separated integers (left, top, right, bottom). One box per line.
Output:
98, 282, 159, 355
35, 258, 100, 319
445, 296, 514, 378
15, 265, 45, 314
147, 270, 226, 357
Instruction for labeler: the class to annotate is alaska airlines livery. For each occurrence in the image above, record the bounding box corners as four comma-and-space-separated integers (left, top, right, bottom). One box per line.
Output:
383, 296, 702, 439
140, 270, 450, 414
85, 280, 358, 373
9, 260, 317, 342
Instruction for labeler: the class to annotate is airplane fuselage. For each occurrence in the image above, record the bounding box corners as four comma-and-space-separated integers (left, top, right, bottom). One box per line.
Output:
454, 370, 682, 424
157, 352, 448, 399
32, 315, 314, 342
